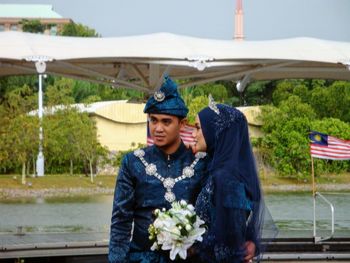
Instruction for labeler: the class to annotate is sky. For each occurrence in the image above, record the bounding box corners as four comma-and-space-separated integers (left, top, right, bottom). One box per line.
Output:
1, 0, 350, 41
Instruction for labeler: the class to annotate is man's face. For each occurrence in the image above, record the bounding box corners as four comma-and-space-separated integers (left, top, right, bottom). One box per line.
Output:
148, 113, 185, 151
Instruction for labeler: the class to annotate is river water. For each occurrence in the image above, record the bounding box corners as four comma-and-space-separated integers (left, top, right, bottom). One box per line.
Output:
1, 193, 349, 238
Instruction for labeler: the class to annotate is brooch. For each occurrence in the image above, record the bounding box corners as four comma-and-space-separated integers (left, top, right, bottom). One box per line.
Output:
154, 91, 165, 102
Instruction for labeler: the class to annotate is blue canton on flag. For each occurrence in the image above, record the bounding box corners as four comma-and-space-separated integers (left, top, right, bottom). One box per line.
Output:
309, 131, 328, 146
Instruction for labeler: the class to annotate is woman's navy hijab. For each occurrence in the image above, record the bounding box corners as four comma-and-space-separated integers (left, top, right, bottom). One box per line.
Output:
198, 104, 260, 200
198, 104, 267, 258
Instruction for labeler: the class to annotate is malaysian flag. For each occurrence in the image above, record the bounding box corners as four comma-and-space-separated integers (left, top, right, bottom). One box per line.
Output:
147, 124, 196, 146
309, 131, 350, 160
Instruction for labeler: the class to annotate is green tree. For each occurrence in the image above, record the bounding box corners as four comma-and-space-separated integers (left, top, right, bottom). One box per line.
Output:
187, 95, 208, 124
60, 22, 99, 37
81, 95, 102, 104
45, 78, 75, 106
272, 79, 306, 106
2, 85, 37, 116
279, 95, 316, 119
0, 86, 31, 174
309, 81, 350, 122
243, 81, 275, 105
0, 86, 38, 180
0, 104, 11, 172
6, 115, 38, 183
180, 83, 228, 107
20, 19, 45, 33
258, 80, 350, 179
0, 76, 38, 101
75, 114, 106, 182
70, 80, 144, 103
259, 96, 316, 178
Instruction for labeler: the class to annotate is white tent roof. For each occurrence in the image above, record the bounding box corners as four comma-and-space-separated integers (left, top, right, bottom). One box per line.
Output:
1, 31, 349, 93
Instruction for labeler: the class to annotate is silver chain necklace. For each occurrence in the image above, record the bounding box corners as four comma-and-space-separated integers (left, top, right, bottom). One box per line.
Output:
134, 149, 206, 203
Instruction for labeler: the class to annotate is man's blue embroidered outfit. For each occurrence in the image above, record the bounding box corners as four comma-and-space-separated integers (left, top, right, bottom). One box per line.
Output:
109, 75, 208, 263
108, 143, 208, 263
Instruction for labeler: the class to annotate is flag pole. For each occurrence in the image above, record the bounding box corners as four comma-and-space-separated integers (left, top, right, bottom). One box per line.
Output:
311, 156, 317, 241
311, 157, 316, 196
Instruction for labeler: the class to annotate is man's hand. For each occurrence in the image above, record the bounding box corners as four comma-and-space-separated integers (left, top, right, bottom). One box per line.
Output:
244, 241, 256, 263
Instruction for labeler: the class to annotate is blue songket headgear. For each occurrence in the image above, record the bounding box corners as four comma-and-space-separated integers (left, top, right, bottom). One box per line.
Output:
144, 76, 188, 118
198, 101, 277, 260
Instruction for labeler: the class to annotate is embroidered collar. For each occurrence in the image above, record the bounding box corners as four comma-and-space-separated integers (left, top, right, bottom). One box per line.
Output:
134, 148, 206, 203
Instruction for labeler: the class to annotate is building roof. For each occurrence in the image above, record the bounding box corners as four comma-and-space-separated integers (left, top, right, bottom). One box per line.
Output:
0, 4, 63, 19
29, 100, 147, 124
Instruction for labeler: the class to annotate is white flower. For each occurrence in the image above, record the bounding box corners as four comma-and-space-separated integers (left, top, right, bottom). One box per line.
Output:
148, 200, 206, 260
150, 242, 158, 251
180, 200, 187, 206
187, 204, 195, 211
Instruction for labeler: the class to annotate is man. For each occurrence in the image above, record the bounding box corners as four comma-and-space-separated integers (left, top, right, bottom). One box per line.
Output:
108, 76, 209, 263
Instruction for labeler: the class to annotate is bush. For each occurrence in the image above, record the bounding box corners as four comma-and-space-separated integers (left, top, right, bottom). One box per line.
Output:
258, 80, 350, 180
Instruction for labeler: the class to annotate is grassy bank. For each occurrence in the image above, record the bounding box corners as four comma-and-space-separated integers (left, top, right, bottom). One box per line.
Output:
0, 174, 116, 200
0, 174, 116, 189
261, 171, 350, 193
1, 172, 349, 200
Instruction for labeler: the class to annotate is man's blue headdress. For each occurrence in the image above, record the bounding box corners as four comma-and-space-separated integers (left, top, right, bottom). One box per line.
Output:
143, 76, 188, 118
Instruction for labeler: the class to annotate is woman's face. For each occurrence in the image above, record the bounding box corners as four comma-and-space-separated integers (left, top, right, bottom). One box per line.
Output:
192, 115, 207, 153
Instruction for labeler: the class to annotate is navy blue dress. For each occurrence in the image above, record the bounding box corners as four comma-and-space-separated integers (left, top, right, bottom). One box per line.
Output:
195, 175, 254, 263
108, 142, 208, 263
194, 104, 264, 263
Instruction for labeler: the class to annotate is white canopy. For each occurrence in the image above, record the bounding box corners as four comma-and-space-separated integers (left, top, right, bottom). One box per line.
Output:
1, 31, 349, 93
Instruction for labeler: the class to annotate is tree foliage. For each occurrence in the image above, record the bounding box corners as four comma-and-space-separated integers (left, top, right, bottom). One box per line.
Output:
257, 80, 350, 179
60, 22, 99, 37
187, 95, 208, 124
20, 19, 45, 33
0, 80, 109, 177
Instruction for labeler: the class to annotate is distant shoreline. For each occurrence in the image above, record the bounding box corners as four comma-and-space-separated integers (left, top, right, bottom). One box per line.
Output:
1, 183, 350, 200
0, 187, 114, 200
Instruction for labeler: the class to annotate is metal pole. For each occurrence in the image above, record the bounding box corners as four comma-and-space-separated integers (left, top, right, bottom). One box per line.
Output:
311, 157, 315, 196
25, 56, 52, 177
36, 73, 44, 176
312, 157, 316, 240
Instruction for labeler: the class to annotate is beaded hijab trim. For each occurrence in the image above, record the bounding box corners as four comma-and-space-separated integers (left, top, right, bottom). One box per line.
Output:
134, 149, 206, 203
208, 94, 220, 115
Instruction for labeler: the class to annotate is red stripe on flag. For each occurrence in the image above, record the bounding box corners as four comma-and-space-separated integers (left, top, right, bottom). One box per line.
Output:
311, 145, 350, 154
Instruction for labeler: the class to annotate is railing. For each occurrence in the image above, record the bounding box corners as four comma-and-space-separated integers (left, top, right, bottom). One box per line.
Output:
313, 191, 335, 243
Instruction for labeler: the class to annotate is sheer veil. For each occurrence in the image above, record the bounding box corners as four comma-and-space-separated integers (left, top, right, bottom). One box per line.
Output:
198, 104, 278, 261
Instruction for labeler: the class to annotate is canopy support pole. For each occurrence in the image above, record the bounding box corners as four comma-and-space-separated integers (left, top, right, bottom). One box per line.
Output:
25, 56, 53, 177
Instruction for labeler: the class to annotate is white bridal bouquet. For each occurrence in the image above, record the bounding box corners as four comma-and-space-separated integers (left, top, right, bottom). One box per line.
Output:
148, 200, 206, 260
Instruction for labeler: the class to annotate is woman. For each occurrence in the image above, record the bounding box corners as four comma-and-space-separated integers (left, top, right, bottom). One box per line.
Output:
192, 99, 271, 263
